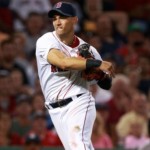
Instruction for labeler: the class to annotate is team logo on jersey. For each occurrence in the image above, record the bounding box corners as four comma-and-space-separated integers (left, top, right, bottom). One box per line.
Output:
55, 2, 62, 8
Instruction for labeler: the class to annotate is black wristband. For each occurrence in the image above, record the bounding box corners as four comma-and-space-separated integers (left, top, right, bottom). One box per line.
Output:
86, 59, 102, 69
97, 76, 112, 90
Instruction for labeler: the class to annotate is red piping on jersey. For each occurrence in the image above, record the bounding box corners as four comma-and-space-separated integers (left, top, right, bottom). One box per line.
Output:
82, 94, 92, 150
62, 76, 77, 99
54, 70, 72, 99
56, 85, 66, 100
52, 32, 71, 57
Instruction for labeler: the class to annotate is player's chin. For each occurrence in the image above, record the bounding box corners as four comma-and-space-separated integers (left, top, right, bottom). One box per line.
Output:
56, 29, 65, 35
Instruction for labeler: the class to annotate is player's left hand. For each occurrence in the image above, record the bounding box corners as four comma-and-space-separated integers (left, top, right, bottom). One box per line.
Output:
99, 61, 115, 78
78, 43, 115, 81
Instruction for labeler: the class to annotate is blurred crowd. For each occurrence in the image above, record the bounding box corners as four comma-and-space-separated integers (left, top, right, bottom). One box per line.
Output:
0, 0, 150, 149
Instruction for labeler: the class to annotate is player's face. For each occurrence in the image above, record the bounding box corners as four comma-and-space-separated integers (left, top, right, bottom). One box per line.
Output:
52, 15, 77, 36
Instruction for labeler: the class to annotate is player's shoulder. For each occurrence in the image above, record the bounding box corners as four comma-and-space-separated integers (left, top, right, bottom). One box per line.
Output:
77, 36, 86, 45
36, 32, 53, 44
77, 37, 96, 50
37, 32, 52, 42
77, 36, 102, 60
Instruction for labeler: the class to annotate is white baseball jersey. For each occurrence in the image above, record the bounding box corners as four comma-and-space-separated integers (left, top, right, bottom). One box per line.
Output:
36, 31, 103, 150
36, 31, 102, 104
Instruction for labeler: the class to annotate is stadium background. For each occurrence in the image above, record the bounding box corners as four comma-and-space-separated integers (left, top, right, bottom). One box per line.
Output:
0, 0, 150, 150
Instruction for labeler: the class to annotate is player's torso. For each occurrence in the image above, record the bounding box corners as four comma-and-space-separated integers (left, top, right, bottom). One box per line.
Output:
36, 31, 89, 103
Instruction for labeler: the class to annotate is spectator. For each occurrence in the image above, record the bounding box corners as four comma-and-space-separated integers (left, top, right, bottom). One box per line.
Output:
96, 103, 110, 129
31, 93, 53, 129
83, 0, 102, 33
116, 92, 148, 140
0, 38, 31, 85
32, 93, 45, 113
115, 0, 150, 20
0, 112, 22, 146
83, 1, 128, 38
23, 133, 42, 150
124, 114, 150, 149
124, 66, 142, 94
106, 74, 132, 145
0, 69, 16, 114
9, 0, 52, 31
138, 56, 150, 96
0, 1, 149, 149
84, 0, 102, 21
10, 69, 34, 97
23, 12, 45, 58
92, 111, 113, 149
117, 21, 148, 67
96, 14, 127, 58
11, 94, 32, 137
28, 111, 62, 147
13, 32, 36, 87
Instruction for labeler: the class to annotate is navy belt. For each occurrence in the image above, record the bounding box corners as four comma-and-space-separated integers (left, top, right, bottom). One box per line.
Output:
47, 94, 83, 109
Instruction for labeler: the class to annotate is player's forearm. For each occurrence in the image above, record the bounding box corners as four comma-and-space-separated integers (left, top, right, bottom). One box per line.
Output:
47, 49, 114, 76
57, 57, 87, 70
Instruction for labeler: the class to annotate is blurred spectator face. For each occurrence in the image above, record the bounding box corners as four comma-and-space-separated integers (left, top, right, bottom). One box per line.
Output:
96, 15, 113, 37
111, 75, 130, 97
13, 33, 26, 58
111, 75, 132, 110
13, 34, 25, 50
26, 13, 44, 35
1, 41, 16, 62
130, 122, 143, 138
88, 35, 102, 50
16, 101, 32, 117
85, 0, 102, 20
32, 94, 45, 112
127, 69, 141, 88
131, 93, 147, 115
10, 69, 24, 92
0, 112, 11, 135
128, 31, 145, 48
0, 75, 11, 95
0, 112, 11, 146
32, 117, 47, 133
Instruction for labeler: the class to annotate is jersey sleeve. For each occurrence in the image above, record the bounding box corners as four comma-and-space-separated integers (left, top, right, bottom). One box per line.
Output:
88, 46, 103, 85
36, 34, 60, 62
89, 46, 102, 61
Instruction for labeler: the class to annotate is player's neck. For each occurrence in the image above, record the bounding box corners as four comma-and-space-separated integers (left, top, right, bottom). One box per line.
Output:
56, 32, 75, 46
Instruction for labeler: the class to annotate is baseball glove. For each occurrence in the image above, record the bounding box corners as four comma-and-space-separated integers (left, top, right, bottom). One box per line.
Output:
78, 43, 106, 81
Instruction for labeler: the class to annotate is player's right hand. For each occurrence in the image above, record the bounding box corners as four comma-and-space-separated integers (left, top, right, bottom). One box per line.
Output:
99, 61, 115, 78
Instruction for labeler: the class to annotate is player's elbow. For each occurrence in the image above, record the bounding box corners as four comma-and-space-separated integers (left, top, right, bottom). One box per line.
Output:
97, 77, 112, 90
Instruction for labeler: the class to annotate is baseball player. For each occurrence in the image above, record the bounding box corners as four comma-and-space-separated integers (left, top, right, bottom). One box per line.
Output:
35, 2, 114, 150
